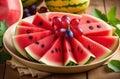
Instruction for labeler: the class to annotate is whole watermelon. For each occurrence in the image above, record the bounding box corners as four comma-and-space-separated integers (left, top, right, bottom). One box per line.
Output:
45, 0, 90, 14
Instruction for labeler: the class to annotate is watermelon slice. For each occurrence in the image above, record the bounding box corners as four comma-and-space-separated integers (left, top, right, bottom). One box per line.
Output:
39, 37, 63, 66
15, 25, 45, 35
87, 36, 119, 51
32, 13, 54, 31
77, 35, 112, 61
25, 34, 57, 61
0, 0, 23, 27
70, 38, 95, 65
12, 31, 51, 58
63, 38, 77, 66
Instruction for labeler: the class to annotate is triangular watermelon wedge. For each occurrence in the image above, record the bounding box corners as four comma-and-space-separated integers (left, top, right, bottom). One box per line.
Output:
25, 34, 57, 61
77, 35, 112, 62
12, 31, 51, 58
87, 36, 119, 51
63, 38, 77, 66
32, 13, 54, 31
39, 37, 63, 66
70, 38, 95, 65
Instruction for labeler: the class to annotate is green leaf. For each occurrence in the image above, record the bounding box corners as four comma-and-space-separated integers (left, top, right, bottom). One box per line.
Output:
0, 37, 3, 47
0, 20, 8, 36
92, 8, 108, 22
107, 7, 116, 21
108, 60, 120, 72
0, 50, 11, 64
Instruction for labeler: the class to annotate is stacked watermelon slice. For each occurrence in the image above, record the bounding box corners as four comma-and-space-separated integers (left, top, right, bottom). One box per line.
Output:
12, 12, 119, 66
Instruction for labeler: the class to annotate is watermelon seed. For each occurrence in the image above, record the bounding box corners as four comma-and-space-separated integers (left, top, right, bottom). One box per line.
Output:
80, 50, 83, 54
97, 25, 101, 28
29, 36, 33, 40
88, 45, 91, 50
51, 50, 54, 53
55, 48, 58, 53
49, 18, 52, 22
35, 41, 39, 45
41, 44, 45, 48
89, 26, 94, 30
52, 23, 54, 27
86, 20, 91, 23
26, 29, 31, 33
39, 21, 43, 26
77, 46, 80, 51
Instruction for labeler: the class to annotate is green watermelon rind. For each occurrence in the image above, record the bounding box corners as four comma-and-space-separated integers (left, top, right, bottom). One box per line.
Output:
12, 36, 28, 58
80, 55, 95, 65
65, 58, 78, 66
25, 47, 40, 61
110, 36, 119, 52
66, 60, 78, 66
85, 56, 95, 64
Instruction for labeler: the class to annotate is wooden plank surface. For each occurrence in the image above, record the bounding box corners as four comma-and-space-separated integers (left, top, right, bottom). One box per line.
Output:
51, 73, 87, 79
88, 65, 120, 79
85, 0, 105, 14
4, 65, 36, 79
0, 64, 5, 79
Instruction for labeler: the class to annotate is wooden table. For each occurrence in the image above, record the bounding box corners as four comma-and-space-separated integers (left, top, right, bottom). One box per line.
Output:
0, 0, 120, 79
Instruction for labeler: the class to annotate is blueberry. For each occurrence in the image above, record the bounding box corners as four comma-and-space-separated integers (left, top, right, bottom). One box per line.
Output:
65, 29, 74, 38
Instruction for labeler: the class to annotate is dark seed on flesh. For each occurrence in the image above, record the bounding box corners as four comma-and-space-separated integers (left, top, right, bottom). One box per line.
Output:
51, 50, 54, 53
77, 46, 80, 51
49, 18, 52, 22
39, 21, 43, 26
29, 36, 33, 40
55, 48, 58, 52
80, 50, 83, 54
35, 41, 39, 45
41, 44, 45, 48
88, 45, 91, 50
97, 25, 101, 28
26, 30, 31, 33
52, 23, 54, 27
89, 26, 94, 30
86, 20, 91, 23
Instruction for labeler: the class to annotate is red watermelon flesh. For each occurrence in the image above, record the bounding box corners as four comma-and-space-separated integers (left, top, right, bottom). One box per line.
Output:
63, 38, 77, 66
19, 21, 38, 27
39, 37, 63, 66
32, 13, 54, 31
87, 36, 119, 51
79, 14, 99, 24
25, 34, 57, 61
77, 22, 113, 36
12, 31, 51, 58
15, 25, 45, 35
70, 38, 95, 65
77, 35, 112, 61
0, 0, 22, 26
